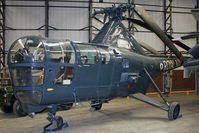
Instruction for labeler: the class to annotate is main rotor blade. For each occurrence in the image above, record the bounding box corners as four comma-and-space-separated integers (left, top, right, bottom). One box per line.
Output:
125, 18, 191, 51
133, 35, 162, 56
125, 18, 153, 31
134, 6, 184, 63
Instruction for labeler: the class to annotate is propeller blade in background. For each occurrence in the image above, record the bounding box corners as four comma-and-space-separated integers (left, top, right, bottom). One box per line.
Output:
167, 35, 191, 51
172, 33, 199, 41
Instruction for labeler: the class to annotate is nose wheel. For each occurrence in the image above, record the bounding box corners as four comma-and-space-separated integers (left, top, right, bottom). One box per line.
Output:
43, 106, 69, 133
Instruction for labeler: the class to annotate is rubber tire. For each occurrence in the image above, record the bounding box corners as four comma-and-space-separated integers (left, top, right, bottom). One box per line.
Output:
59, 103, 73, 110
168, 102, 180, 120
91, 102, 102, 111
55, 116, 63, 130
1, 105, 13, 113
13, 100, 27, 117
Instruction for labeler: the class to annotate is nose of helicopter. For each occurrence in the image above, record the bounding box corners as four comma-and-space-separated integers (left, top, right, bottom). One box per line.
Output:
16, 90, 43, 105
8, 36, 76, 105
8, 36, 45, 63
7, 36, 46, 105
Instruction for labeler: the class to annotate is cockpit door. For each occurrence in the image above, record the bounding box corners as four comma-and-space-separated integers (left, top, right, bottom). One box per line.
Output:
74, 44, 99, 100
97, 48, 113, 98
44, 41, 76, 103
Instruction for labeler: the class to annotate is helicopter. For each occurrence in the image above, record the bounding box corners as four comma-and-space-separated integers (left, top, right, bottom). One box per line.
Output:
7, 4, 198, 131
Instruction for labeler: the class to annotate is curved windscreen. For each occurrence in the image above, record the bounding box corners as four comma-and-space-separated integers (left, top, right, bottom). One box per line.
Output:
9, 36, 45, 63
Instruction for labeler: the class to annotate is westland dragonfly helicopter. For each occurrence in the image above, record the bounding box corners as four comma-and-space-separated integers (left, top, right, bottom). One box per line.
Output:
7, 4, 197, 131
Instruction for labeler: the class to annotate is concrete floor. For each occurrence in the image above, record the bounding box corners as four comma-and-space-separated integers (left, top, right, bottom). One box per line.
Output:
0, 93, 199, 133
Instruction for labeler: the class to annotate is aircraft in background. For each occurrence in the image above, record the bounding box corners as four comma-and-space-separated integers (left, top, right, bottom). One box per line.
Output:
171, 9, 199, 78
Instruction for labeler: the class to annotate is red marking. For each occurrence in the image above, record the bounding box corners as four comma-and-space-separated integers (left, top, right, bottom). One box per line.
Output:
174, 54, 183, 64
179, 56, 183, 63
160, 63, 163, 70
4, 97, 6, 103
128, 84, 130, 89
172, 41, 180, 44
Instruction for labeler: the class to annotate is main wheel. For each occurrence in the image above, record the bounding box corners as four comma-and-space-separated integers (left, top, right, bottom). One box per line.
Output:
59, 103, 73, 111
13, 100, 27, 117
91, 101, 102, 111
168, 102, 180, 120
1, 105, 13, 113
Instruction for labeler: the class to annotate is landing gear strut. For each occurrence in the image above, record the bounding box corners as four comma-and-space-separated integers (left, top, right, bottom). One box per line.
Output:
43, 106, 69, 133
90, 101, 102, 112
130, 68, 182, 120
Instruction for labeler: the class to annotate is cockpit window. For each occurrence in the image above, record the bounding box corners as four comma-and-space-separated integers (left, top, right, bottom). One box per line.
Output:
11, 66, 44, 87
10, 37, 45, 63
48, 42, 75, 64
99, 48, 110, 64
54, 66, 74, 85
76, 44, 98, 64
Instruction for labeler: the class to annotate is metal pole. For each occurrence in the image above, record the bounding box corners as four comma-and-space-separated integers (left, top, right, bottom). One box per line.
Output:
0, 0, 5, 67
2, 0, 5, 67
128, 0, 134, 34
45, 0, 49, 37
195, 72, 199, 95
88, 0, 92, 43
163, 0, 173, 95
128, 0, 131, 32
196, 0, 199, 95
163, 0, 166, 53
169, 0, 173, 35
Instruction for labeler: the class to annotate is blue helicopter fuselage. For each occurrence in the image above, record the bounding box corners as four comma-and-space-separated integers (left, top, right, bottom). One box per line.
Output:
7, 35, 180, 113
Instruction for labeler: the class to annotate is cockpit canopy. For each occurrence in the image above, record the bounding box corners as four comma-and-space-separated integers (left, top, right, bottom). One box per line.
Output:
9, 36, 45, 63
46, 40, 75, 64
8, 36, 75, 64
8, 36, 76, 87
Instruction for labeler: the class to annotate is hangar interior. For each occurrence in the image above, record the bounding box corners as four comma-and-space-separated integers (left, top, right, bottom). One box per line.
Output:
0, 0, 198, 93
0, 0, 199, 133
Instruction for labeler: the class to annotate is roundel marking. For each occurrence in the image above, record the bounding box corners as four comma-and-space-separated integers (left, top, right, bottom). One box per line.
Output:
160, 63, 164, 70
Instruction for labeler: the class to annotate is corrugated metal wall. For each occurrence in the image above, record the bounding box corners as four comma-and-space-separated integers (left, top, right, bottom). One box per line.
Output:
49, 1, 89, 41
172, 0, 196, 50
134, 0, 165, 51
5, 1, 45, 51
